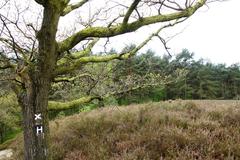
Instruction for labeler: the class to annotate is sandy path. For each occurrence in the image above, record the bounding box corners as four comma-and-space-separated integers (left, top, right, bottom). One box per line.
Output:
0, 149, 13, 159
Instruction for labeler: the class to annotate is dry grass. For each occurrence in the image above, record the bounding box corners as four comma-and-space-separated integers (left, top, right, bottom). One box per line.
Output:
11, 100, 240, 160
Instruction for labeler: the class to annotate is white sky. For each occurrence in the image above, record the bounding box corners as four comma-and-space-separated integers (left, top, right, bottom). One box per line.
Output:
2, 0, 239, 65
168, 0, 240, 65
91, 0, 240, 65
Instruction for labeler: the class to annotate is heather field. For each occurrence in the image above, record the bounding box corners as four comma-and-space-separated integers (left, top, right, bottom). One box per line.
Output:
10, 100, 240, 160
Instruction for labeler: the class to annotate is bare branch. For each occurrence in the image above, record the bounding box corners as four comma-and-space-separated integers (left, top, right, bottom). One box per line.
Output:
0, 37, 30, 61
57, 38, 99, 66
0, 0, 9, 10
58, 0, 207, 53
0, 7, 37, 62
145, 0, 184, 11
0, 15, 20, 60
122, 0, 141, 26
56, 19, 182, 75
48, 82, 163, 111
105, 83, 160, 98
61, 0, 89, 16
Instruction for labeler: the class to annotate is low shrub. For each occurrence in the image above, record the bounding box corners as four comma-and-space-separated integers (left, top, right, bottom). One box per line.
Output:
10, 101, 240, 160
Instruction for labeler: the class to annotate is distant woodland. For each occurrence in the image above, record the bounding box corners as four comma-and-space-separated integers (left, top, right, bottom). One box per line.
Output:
48, 47, 240, 106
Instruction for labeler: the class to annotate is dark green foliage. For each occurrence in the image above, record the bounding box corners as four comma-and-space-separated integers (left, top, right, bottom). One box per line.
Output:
119, 48, 240, 101
0, 93, 21, 144
163, 50, 240, 99
117, 87, 166, 105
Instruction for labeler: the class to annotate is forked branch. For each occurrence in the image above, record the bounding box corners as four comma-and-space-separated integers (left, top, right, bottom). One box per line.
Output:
122, 0, 141, 26
61, 0, 89, 16
58, 0, 206, 53
56, 19, 184, 75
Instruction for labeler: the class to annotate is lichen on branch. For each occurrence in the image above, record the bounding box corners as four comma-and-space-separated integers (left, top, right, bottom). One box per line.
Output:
48, 96, 101, 111
58, 0, 206, 53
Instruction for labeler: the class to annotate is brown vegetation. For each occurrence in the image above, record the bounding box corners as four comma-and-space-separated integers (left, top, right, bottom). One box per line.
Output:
11, 100, 240, 160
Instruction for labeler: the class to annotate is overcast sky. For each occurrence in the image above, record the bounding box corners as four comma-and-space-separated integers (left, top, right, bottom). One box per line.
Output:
2, 0, 239, 65
168, 0, 240, 65
91, 0, 240, 65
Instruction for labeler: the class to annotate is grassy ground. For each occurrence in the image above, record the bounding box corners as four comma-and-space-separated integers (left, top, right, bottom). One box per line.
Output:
10, 100, 240, 160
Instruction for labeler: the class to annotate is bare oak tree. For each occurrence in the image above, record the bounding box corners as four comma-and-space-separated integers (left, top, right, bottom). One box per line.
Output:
0, 0, 208, 159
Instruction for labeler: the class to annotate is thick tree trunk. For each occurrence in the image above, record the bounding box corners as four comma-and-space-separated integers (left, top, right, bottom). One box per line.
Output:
18, 2, 61, 160
20, 76, 50, 160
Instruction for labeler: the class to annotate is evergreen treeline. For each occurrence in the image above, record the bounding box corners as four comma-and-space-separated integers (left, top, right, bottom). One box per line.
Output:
116, 49, 240, 104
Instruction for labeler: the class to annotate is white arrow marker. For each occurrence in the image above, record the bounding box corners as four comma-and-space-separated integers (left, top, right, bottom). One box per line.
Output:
34, 113, 42, 120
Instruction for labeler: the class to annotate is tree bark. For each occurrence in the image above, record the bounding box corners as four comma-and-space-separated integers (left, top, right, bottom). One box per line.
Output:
20, 77, 51, 160
17, 2, 61, 160
0, 123, 4, 143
